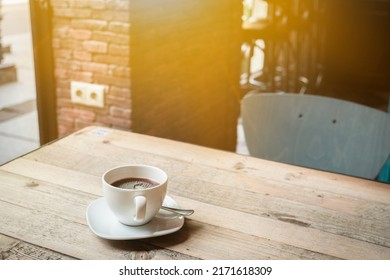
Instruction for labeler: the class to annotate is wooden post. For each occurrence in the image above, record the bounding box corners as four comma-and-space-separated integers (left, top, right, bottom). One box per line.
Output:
29, 0, 58, 144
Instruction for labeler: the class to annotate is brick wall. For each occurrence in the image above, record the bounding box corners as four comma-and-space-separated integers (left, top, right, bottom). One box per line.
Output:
51, 0, 131, 136
51, 0, 242, 151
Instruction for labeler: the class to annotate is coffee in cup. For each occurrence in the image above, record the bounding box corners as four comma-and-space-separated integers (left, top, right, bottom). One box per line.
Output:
111, 177, 159, 190
102, 164, 167, 226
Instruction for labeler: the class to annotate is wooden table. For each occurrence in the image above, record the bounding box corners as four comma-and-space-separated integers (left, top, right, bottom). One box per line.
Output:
1, 126, 390, 260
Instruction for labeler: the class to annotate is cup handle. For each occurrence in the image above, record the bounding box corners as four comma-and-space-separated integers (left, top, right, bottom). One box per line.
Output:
134, 196, 147, 222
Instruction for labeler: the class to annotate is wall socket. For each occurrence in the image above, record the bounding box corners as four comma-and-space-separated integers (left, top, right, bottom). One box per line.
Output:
70, 81, 105, 108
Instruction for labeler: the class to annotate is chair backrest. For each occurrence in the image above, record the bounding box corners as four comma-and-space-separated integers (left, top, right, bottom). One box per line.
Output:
241, 92, 390, 180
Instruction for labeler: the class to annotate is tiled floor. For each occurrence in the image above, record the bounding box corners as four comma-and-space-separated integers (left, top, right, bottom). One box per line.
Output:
0, 2, 40, 165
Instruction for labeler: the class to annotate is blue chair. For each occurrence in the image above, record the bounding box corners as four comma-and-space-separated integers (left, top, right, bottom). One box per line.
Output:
378, 96, 390, 183
241, 92, 390, 181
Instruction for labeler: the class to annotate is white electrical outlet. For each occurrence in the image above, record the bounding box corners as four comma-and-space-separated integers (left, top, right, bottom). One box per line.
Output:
70, 81, 86, 105
70, 81, 105, 108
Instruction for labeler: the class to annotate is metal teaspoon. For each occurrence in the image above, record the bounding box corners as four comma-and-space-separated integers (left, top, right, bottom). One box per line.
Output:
161, 205, 194, 216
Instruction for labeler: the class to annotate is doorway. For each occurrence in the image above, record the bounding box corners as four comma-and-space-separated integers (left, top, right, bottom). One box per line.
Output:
0, 0, 39, 164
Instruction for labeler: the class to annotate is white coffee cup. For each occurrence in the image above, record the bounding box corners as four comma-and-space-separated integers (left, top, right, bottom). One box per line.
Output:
102, 164, 168, 226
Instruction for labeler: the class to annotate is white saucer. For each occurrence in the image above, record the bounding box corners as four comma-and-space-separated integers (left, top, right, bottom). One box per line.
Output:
86, 196, 185, 240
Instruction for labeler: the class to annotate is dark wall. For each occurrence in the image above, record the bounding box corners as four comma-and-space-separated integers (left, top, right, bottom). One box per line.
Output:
320, 0, 390, 110
130, 0, 242, 151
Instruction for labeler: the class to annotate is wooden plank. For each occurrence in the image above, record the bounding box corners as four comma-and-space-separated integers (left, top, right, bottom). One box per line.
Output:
0, 170, 335, 260
6, 149, 390, 245
3, 137, 389, 245
2, 158, 103, 196
0, 234, 75, 260
2, 128, 390, 249
152, 220, 339, 260
56, 127, 390, 196
17, 127, 390, 206
0, 197, 336, 260
176, 197, 390, 260
0, 199, 196, 260
0, 169, 307, 259
7, 153, 382, 226
1, 126, 390, 259
0, 170, 388, 259
0, 234, 19, 254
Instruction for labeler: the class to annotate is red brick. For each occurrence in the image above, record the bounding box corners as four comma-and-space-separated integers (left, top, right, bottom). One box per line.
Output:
58, 107, 74, 117
105, 95, 131, 107
69, 29, 92, 40
81, 62, 108, 74
58, 122, 74, 138
92, 10, 129, 21
70, 1, 106, 10
75, 119, 95, 131
95, 114, 113, 125
56, 79, 70, 89
94, 54, 129, 66
61, 112, 77, 123
55, 85, 70, 97
68, 71, 93, 83
57, 117, 74, 133
109, 65, 130, 78
110, 86, 131, 97
74, 108, 96, 122
52, 18, 71, 28
107, 0, 129, 11
73, 50, 92, 62
60, 38, 83, 50
95, 74, 130, 88
55, 68, 68, 79
108, 22, 130, 34
53, 8, 92, 18
71, 19, 108, 30
50, 0, 69, 8
54, 49, 72, 60
83, 40, 108, 54
52, 27, 69, 39
92, 31, 129, 44
111, 117, 131, 129
56, 97, 72, 108
109, 106, 131, 118
56, 59, 81, 71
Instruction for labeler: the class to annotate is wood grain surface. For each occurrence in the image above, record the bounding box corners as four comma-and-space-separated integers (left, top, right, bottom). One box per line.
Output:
0, 126, 389, 259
